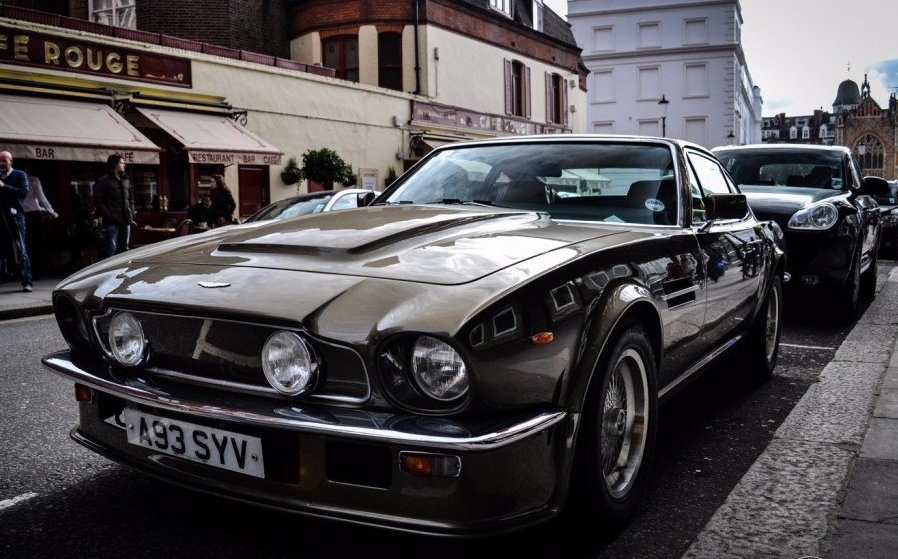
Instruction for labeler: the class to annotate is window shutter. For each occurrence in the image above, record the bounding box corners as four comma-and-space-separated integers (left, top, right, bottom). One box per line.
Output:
561, 77, 569, 127
524, 66, 532, 119
545, 72, 554, 124
504, 59, 513, 115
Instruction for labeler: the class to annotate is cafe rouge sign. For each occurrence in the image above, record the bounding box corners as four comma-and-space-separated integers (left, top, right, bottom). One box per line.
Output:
0, 25, 192, 87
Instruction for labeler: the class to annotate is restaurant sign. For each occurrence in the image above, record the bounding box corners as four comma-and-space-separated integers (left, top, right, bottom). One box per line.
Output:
411, 101, 568, 136
6, 144, 160, 165
0, 25, 191, 87
188, 151, 282, 166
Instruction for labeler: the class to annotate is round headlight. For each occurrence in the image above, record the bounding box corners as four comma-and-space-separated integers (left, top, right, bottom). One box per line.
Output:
108, 312, 146, 366
262, 331, 315, 395
788, 202, 838, 230
411, 336, 469, 401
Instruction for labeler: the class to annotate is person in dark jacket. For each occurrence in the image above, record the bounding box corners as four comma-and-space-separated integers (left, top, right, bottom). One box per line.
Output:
187, 193, 215, 227
93, 153, 134, 259
209, 174, 236, 226
0, 150, 31, 291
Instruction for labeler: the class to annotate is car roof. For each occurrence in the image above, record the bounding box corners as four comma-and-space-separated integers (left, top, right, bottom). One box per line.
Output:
428, 133, 708, 153
712, 143, 851, 155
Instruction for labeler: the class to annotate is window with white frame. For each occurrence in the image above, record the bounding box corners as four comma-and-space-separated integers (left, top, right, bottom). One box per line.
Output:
637, 66, 660, 100
90, 0, 136, 28
802, 126, 810, 139
789, 126, 797, 139
684, 63, 709, 98
594, 70, 614, 103
593, 26, 614, 52
533, 1, 544, 31
593, 121, 614, 134
684, 18, 708, 45
490, 0, 512, 17
638, 22, 661, 48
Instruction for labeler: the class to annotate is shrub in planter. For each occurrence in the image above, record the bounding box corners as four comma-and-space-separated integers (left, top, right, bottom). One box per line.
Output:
280, 156, 303, 185
300, 148, 355, 190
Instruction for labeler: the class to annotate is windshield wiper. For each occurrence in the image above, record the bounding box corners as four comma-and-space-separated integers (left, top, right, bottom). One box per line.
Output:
427, 198, 504, 207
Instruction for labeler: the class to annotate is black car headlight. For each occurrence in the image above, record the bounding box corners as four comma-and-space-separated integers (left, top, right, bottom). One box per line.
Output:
108, 311, 147, 367
262, 331, 317, 395
411, 336, 469, 401
788, 202, 838, 230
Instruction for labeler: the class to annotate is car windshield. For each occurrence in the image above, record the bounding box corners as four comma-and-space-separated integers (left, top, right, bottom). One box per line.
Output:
250, 194, 333, 221
715, 149, 846, 191
381, 142, 678, 225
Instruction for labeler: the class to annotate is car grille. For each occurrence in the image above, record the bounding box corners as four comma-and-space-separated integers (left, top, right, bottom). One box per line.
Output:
92, 309, 369, 403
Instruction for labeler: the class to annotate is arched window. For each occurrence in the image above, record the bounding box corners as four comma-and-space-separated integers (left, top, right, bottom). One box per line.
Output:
802, 126, 810, 139
378, 33, 402, 91
789, 126, 797, 139
819, 125, 828, 138
323, 36, 359, 82
855, 134, 884, 170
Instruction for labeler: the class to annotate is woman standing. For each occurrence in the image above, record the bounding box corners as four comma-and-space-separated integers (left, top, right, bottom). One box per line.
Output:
209, 174, 236, 226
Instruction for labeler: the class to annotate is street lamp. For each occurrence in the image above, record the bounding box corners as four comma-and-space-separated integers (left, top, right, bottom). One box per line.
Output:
727, 131, 735, 145
658, 94, 670, 137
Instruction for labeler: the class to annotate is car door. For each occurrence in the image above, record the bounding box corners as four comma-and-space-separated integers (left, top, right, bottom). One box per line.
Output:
848, 153, 881, 264
686, 149, 766, 349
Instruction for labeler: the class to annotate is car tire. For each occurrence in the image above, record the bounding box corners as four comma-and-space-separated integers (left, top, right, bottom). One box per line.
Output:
572, 323, 658, 533
744, 275, 782, 382
860, 251, 877, 300
839, 249, 861, 322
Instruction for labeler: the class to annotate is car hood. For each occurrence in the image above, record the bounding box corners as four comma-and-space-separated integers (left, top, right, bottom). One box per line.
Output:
739, 185, 847, 222
124, 205, 623, 286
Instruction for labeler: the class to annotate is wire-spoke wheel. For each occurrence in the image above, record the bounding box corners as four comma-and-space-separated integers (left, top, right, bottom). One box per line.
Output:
573, 323, 657, 532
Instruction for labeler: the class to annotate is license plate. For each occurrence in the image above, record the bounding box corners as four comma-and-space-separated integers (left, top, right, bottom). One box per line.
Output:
123, 408, 265, 478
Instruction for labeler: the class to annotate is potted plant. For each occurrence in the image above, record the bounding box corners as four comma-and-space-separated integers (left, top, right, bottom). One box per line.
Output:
300, 148, 355, 190
280, 156, 303, 185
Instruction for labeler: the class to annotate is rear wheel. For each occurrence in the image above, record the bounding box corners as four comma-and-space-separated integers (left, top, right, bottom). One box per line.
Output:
839, 249, 861, 322
744, 276, 782, 381
860, 251, 877, 300
573, 324, 658, 532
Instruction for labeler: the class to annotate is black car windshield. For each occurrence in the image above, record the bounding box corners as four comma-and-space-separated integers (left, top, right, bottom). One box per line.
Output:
715, 149, 845, 191
381, 142, 678, 225
248, 194, 333, 222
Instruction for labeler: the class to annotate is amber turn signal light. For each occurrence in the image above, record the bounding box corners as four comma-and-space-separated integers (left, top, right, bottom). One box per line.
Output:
399, 451, 461, 477
530, 332, 554, 345
74, 383, 93, 403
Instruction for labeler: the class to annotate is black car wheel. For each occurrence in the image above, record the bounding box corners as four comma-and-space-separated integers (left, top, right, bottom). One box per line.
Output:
839, 249, 861, 322
574, 323, 658, 531
860, 251, 878, 300
744, 276, 782, 381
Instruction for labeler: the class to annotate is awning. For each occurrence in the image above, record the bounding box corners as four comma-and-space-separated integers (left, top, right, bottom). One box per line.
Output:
136, 107, 283, 166
0, 94, 160, 164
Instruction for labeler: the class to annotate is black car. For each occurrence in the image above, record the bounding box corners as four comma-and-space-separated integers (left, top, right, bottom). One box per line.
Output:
874, 181, 898, 256
44, 136, 784, 535
713, 144, 885, 320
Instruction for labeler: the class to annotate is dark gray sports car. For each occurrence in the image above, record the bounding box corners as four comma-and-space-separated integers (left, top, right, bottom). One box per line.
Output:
44, 136, 784, 536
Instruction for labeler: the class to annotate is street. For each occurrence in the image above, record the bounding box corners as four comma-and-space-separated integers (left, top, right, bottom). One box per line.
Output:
0, 265, 880, 559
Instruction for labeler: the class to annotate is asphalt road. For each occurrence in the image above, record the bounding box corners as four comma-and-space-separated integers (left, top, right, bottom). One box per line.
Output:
0, 264, 883, 559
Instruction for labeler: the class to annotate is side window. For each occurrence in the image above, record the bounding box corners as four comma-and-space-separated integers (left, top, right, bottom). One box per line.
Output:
330, 193, 359, 211
687, 151, 734, 195
848, 154, 863, 188
686, 160, 707, 225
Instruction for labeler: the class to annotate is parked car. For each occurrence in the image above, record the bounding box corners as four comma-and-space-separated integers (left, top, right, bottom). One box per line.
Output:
877, 180, 898, 257
44, 136, 784, 536
713, 144, 884, 320
243, 188, 379, 223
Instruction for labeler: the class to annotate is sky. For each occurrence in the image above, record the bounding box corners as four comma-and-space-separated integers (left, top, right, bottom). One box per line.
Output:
543, 0, 898, 117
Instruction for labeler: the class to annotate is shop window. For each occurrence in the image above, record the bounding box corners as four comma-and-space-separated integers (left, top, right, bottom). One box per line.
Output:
323, 36, 359, 82
378, 33, 402, 91
504, 60, 530, 118
546, 72, 567, 125
90, 0, 136, 28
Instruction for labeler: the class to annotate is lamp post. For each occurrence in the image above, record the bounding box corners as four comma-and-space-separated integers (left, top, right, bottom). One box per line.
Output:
658, 94, 670, 137
727, 131, 735, 145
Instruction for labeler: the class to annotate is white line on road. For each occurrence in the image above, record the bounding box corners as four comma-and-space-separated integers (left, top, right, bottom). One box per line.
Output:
0, 492, 38, 511
780, 343, 836, 351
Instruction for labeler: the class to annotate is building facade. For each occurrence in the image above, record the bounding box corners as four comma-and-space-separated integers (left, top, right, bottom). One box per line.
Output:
0, 1, 585, 273
568, 0, 762, 148
761, 111, 836, 145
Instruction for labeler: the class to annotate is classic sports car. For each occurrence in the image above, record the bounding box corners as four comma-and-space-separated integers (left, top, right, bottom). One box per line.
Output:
44, 136, 784, 536
713, 144, 884, 320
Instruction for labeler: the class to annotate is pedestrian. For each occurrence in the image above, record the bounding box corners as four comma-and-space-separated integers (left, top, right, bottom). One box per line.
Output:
187, 193, 215, 227
93, 153, 134, 259
0, 150, 32, 292
209, 174, 236, 226
23, 172, 58, 280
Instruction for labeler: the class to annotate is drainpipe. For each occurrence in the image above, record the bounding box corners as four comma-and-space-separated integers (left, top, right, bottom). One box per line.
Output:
413, 0, 421, 95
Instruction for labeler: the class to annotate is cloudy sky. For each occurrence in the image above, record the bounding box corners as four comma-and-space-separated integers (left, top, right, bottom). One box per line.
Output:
544, 0, 898, 117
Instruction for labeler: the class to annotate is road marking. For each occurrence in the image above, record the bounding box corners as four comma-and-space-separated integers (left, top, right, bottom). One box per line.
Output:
780, 343, 835, 351
0, 492, 38, 511
0, 314, 54, 324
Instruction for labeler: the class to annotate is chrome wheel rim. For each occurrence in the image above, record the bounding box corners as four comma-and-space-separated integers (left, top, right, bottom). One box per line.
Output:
764, 285, 780, 363
601, 348, 649, 499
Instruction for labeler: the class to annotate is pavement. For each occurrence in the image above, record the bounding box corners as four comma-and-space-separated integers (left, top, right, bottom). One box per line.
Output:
2, 271, 897, 558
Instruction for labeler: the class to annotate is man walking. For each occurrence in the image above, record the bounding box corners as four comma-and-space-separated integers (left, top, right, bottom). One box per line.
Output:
93, 154, 134, 259
0, 151, 32, 292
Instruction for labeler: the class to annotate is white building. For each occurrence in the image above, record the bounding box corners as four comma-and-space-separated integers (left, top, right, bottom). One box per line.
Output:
568, 0, 762, 148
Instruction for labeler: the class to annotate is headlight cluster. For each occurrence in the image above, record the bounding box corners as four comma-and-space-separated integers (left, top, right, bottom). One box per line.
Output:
380, 335, 470, 409
262, 331, 316, 395
108, 312, 147, 366
788, 202, 838, 230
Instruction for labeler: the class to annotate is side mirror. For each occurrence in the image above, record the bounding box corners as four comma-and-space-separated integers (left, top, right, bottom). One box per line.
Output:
858, 175, 890, 198
357, 191, 376, 207
705, 193, 748, 221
